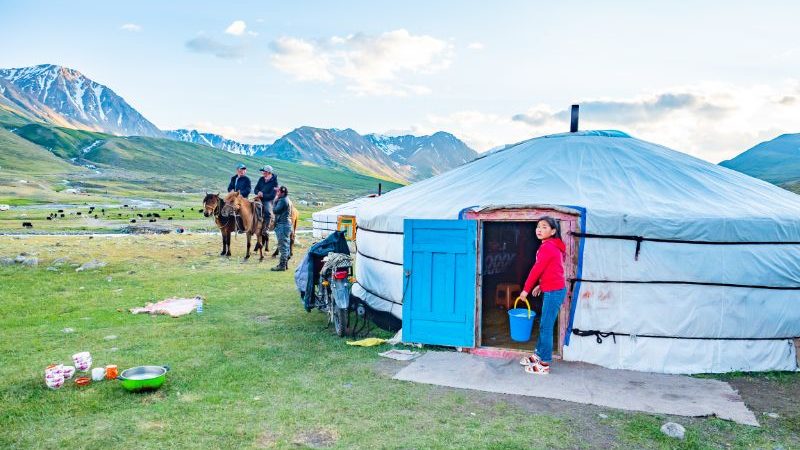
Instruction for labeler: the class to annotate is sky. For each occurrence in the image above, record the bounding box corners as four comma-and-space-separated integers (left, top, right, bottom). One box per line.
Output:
2, 0, 800, 162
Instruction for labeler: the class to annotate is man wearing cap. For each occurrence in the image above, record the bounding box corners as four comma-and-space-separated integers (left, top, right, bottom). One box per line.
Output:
271, 185, 293, 271
253, 165, 278, 234
227, 163, 252, 198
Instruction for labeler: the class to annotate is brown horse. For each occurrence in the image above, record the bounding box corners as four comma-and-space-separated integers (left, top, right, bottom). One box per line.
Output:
202, 193, 234, 257
267, 204, 300, 259
223, 191, 266, 260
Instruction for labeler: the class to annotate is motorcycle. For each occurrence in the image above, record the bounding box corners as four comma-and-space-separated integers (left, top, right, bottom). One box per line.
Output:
317, 253, 354, 337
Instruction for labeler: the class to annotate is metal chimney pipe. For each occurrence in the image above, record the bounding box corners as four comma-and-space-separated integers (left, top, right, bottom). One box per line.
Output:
570, 104, 579, 132
378, 183, 382, 196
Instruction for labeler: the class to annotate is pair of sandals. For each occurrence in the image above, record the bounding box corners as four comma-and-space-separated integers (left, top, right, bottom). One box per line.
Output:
519, 352, 550, 375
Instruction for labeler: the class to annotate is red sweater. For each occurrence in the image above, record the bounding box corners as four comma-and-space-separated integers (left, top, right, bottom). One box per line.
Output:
523, 238, 566, 293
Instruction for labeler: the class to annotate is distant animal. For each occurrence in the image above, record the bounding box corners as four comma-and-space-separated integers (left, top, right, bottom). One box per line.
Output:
146, 213, 152, 217
94, 214, 98, 219
60, 214, 65, 218
197, 209, 203, 214
153, 213, 160, 218
101, 209, 105, 215
76, 212, 82, 216
123, 204, 129, 208
223, 191, 267, 260
149, 219, 156, 223
266, 203, 300, 259
57, 209, 64, 213
167, 217, 173, 220
161, 208, 166, 211
130, 219, 136, 223
22, 222, 33, 228
202, 193, 235, 257
137, 213, 143, 218
46, 217, 52, 221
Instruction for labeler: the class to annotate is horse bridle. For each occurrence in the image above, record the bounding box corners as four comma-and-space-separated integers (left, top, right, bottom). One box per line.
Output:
209, 195, 234, 228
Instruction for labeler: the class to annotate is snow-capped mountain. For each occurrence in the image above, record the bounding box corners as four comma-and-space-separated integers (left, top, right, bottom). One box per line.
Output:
169, 126, 478, 182
259, 127, 411, 181
366, 132, 478, 179
0, 63, 479, 182
0, 64, 161, 137
165, 129, 269, 156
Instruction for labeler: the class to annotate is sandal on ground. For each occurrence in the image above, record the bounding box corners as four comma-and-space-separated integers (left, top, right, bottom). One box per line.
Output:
519, 353, 541, 366
524, 361, 550, 375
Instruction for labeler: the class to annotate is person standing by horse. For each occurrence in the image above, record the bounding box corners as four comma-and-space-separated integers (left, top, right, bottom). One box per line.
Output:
254, 165, 278, 236
271, 185, 293, 271
227, 163, 252, 198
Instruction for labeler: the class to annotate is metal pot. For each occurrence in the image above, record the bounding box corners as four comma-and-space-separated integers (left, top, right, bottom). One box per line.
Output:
118, 365, 169, 392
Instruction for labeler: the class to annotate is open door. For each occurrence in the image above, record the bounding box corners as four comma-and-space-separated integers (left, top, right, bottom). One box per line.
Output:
403, 219, 477, 347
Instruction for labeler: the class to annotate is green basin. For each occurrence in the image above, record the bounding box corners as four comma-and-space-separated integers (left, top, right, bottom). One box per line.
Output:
118, 366, 169, 392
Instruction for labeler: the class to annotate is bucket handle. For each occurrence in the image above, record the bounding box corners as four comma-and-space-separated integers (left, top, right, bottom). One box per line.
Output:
513, 297, 532, 319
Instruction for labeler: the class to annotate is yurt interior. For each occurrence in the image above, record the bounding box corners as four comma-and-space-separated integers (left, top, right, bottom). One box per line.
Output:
468, 207, 581, 358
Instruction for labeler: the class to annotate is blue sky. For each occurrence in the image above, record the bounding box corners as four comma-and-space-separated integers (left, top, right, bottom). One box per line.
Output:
2, 0, 800, 161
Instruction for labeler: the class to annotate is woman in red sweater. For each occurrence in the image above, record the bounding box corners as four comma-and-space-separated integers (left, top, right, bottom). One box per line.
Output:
518, 217, 567, 375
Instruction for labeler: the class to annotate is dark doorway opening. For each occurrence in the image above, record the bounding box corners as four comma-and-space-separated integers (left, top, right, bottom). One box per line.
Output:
480, 221, 559, 352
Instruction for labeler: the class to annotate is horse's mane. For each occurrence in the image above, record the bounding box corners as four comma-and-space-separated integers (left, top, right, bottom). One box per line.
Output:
202, 193, 218, 204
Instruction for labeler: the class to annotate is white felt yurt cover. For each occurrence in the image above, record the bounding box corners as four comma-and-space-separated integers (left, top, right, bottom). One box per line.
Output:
311, 196, 376, 239
352, 130, 800, 374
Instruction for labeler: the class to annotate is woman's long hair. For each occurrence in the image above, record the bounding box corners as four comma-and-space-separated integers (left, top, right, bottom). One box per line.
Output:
538, 216, 562, 240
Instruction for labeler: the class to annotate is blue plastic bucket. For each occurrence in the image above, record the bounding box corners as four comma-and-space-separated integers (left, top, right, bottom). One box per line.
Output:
508, 297, 536, 342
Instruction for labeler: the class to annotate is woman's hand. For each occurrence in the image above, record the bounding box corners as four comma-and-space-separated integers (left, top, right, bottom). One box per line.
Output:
519, 290, 528, 300
532, 286, 542, 297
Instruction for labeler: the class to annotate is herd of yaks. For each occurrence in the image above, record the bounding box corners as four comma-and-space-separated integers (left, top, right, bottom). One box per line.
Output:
16, 204, 194, 228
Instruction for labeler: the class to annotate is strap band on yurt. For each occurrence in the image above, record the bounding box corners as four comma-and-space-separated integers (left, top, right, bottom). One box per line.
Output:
570, 232, 800, 261
357, 249, 402, 266
571, 278, 800, 291
571, 328, 800, 343
356, 225, 403, 235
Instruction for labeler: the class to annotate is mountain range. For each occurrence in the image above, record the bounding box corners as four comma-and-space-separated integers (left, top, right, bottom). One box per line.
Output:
0, 64, 162, 138
0, 64, 477, 182
1, 63, 799, 190
719, 133, 800, 189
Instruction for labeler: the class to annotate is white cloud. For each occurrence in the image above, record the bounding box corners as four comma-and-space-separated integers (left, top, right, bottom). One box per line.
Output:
405, 110, 536, 152
269, 29, 453, 96
270, 37, 333, 82
508, 81, 800, 162
185, 36, 246, 59
467, 42, 485, 50
396, 81, 800, 162
120, 23, 142, 32
225, 20, 247, 36
185, 122, 288, 145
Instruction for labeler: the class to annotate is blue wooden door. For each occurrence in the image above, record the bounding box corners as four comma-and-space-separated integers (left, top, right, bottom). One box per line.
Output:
403, 219, 477, 347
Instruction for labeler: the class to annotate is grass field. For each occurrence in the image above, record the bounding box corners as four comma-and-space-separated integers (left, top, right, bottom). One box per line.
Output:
1, 235, 798, 449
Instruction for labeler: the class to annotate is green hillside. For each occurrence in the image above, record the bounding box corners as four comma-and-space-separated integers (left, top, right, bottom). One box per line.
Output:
719, 133, 800, 185
0, 127, 78, 175
0, 114, 401, 207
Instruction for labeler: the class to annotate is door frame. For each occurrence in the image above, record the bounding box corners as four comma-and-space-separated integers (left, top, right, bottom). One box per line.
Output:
465, 206, 582, 358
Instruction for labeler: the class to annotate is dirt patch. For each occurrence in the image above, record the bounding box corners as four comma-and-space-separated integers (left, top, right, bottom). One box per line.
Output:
256, 430, 278, 448
292, 428, 338, 448
372, 356, 412, 378
137, 420, 166, 431
139, 390, 167, 405
725, 373, 800, 420
254, 315, 271, 324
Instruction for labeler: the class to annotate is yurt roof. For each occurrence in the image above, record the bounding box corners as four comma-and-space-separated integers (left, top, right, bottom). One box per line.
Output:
357, 131, 800, 241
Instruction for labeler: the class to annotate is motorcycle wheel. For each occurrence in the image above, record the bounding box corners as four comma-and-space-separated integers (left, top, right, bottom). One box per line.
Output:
332, 306, 348, 337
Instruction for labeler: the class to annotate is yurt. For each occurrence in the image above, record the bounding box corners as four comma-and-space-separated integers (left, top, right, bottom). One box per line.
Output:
351, 130, 800, 374
312, 196, 376, 239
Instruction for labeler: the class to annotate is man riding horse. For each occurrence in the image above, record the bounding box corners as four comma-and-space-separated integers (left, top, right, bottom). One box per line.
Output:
253, 165, 278, 236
